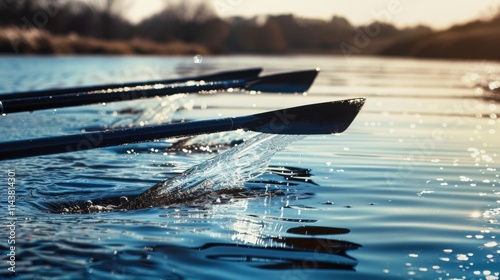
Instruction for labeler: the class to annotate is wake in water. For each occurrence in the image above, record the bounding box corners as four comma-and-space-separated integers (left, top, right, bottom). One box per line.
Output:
123, 133, 305, 210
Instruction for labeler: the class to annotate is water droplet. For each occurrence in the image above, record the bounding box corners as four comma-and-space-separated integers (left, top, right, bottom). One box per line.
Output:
456, 254, 468, 261
484, 241, 497, 247
120, 196, 128, 205
193, 55, 203, 63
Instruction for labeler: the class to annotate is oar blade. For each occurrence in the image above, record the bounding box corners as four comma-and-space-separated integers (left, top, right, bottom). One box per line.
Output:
245, 69, 319, 93
248, 98, 366, 135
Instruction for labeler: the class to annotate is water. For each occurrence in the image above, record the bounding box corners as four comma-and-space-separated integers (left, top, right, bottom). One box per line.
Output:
0, 55, 499, 279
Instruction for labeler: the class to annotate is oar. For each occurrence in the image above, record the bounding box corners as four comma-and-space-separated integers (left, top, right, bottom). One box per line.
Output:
0, 68, 262, 100
0, 98, 365, 160
0, 69, 319, 114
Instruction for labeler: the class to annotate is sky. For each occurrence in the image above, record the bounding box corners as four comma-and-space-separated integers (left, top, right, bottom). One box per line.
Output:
125, 0, 500, 29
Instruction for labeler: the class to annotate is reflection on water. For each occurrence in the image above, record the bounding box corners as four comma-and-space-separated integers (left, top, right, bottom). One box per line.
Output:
194, 238, 359, 271
0, 56, 499, 279
8, 163, 360, 278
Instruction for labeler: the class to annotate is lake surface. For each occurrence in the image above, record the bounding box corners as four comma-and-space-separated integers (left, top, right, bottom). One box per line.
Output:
0, 55, 499, 279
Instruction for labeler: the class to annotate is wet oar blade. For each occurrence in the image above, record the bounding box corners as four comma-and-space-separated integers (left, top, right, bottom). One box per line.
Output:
246, 69, 319, 93
248, 98, 366, 134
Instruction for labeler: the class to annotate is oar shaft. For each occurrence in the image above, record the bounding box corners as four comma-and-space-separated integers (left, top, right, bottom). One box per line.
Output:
0, 98, 366, 161
0, 80, 246, 114
0, 116, 254, 160
0, 68, 262, 100
0, 69, 319, 114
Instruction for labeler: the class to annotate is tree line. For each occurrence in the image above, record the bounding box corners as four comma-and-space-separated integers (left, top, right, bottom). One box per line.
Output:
0, 0, 434, 55
1, 0, 498, 59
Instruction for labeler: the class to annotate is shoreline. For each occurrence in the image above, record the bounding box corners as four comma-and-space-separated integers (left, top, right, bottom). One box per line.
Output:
0, 27, 209, 56
1, 28, 499, 62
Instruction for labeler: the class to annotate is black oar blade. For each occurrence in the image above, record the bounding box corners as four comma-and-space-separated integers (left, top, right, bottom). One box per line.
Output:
248, 98, 366, 135
245, 69, 319, 93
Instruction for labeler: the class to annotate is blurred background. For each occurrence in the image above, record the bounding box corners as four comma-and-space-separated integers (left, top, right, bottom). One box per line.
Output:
1, 0, 499, 60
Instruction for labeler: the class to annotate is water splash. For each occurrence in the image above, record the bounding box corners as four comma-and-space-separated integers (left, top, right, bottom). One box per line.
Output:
112, 94, 187, 128
123, 133, 305, 210
134, 94, 187, 126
